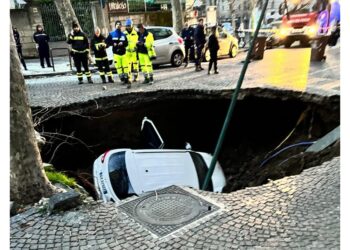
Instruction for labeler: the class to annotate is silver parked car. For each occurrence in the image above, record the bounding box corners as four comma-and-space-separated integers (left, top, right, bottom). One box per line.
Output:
100, 26, 185, 68
147, 26, 185, 67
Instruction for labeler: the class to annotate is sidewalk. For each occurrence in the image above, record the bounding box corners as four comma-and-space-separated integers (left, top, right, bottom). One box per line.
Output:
23, 56, 76, 78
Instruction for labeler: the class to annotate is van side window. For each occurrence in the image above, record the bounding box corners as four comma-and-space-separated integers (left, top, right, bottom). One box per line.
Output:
108, 152, 129, 199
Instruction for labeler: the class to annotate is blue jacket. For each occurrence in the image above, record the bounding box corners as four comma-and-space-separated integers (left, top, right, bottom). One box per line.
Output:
105, 29, 128, 55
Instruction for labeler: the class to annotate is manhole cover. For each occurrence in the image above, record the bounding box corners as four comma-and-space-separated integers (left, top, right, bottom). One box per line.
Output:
118, 185, 219, 237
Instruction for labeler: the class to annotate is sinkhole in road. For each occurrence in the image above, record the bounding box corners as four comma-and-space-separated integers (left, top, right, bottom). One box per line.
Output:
35, 89, 340, 197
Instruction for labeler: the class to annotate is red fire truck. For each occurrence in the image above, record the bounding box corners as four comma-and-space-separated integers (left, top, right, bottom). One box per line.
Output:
278, 0, 332, 48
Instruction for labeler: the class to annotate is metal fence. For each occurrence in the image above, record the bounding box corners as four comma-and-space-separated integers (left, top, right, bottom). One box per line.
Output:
41, 1, 94, 42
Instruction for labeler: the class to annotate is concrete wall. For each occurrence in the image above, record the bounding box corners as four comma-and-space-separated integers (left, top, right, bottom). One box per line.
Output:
10, 7, 40, 58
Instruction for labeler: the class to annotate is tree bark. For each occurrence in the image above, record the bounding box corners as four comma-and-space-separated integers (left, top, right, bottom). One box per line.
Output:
171, 0, 184, 34
53, 0, 80, 38
10, 24, 55, 205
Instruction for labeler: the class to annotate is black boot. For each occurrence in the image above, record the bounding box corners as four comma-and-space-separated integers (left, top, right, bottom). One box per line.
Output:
101, 75, 107, 83
88, 77, 93, 84
108, 76, 114, 83
149, 75, 154, 84
78, 78, 83, 85
142, 78, 150, 84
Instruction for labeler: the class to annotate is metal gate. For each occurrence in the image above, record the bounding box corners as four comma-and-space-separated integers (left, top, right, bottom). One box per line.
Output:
40, 1, 94, 42
72, 1, 94, 38
40, 3, 66, 42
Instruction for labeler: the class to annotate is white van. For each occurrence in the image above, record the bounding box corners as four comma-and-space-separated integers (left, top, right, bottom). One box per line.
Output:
93, 148, 226, 203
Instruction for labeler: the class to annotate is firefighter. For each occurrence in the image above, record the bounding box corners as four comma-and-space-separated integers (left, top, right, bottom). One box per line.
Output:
124, 18, 139, 84
136, 24, 156, 84
91, 27, 114, 83
33, 24, 52, 68
67, 21, 93, 84
13, 27, 27, 70
194, 19, 206, 72
105, 20, 129, 86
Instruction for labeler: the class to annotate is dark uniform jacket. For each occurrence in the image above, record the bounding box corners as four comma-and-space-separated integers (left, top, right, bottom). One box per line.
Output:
33, 30, 50, 49
181, 27, 194, 46
91, 34, 108, 59
194, 24, 206, 46
67, 30, 89, 53
105, 29, 128, 55
136, 30, 150, 54
13, 30, 21, 48
208, 34, 219, 53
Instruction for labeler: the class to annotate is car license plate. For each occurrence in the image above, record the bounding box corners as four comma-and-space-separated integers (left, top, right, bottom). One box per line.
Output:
291, 29, 304, 34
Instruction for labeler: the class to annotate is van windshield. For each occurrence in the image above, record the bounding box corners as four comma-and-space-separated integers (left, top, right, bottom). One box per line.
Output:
284, 0, 325, 15
108, 152, 129, 199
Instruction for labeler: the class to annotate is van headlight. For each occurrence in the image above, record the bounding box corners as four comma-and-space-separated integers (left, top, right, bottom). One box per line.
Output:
278, 27, 289, 38
306, 25, 318, 38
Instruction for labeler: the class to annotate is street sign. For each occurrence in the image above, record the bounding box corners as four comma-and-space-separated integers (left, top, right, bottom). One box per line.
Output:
108, 0, 128, 13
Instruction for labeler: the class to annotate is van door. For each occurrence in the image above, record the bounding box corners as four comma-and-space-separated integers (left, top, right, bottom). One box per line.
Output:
141, 117, 164, 149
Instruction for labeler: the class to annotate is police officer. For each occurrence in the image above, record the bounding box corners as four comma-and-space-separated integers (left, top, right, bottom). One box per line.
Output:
67, 21, 93, 84
181, 22, 195, 67
194, 19, 206, 72
33, 24, 52, 68
124, 18, 139, 84
91, 27, 114, 83
13, 27, 27, 70
136, 24, 156, 84
105, 20, 129, 85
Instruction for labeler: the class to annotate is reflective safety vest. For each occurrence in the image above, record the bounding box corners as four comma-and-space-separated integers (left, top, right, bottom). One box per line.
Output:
124, 28, 138, 53
137, 30, 156, 58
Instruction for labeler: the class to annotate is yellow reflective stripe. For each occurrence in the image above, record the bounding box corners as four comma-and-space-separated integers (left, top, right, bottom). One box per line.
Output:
107, 71, 113, 76
99, 71, 105, 76
95, 57, 108, 61
95, 43, 106, 50
72, 36, 84, 40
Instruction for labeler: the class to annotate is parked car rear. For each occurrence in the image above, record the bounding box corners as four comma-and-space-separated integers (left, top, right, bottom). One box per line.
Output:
147, 26, 185, 67
95, 26, 185, 68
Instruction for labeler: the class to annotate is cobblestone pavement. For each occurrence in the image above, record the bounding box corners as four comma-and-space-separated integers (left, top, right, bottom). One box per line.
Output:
25, 46, 340, 108
10, 157, 340, 249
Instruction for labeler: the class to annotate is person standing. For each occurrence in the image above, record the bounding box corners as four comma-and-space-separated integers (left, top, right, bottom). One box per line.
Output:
136, 24, 156, 84
181, 22, 194, 67
105, 20, 129, 85
13, 27, 27, 70
33, 24, 52, 68
124, 18, 139, 84
194, 19, 206, 72
207, 26, 219, 75
67, 21, 93, 84
91, 27, 114, 83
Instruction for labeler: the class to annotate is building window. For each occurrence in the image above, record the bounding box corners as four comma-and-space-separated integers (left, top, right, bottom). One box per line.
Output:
128, 0, 146, 13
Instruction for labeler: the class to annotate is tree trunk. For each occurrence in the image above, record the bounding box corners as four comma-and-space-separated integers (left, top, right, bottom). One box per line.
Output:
171, 0, 184, 34
53, 0, 79, 37
10, 25, 55, 205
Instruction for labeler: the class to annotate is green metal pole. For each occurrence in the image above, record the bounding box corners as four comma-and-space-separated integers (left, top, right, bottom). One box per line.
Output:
202, 0, 270, 191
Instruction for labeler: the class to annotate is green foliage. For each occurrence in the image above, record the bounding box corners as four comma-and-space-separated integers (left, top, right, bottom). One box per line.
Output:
45, 167, 77, 188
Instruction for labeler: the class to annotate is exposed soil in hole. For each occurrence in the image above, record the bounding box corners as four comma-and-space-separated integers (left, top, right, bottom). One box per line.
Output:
34, 89, 340, 197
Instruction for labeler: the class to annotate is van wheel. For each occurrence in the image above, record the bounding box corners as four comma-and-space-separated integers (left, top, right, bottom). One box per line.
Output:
171, 51, 183, 67
284, 39, 292, 48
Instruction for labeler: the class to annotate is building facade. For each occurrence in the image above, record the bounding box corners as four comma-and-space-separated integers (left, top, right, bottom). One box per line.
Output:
231, 0, 284, 29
